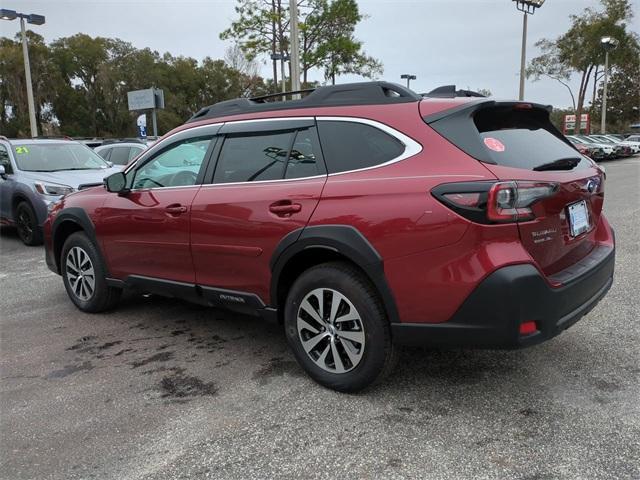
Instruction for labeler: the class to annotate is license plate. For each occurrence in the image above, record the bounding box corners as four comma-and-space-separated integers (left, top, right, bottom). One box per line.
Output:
567, 200, 590, 237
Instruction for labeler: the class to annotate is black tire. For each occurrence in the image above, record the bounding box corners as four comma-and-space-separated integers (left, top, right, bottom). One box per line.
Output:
284, 261, 396, 393
15, 201, 42, 246
61, 232, 121, 312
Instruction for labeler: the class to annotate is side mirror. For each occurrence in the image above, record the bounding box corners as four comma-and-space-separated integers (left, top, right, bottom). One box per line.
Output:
0, 165, 6, 179
105, 172, 128, 194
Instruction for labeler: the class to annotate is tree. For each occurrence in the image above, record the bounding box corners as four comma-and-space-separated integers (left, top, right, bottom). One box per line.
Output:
301, 0, 381, 84
221, 0, 382, 89
220, 0, 289, 87
527, 0, 639, 133
0, 31, 57, 137
1, 31, 273, 138
591, 60, 640, 132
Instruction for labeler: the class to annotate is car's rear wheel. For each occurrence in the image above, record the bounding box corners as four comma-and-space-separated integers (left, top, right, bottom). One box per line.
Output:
284, 262, 396, 392
61, 232, 121, 312
15, 201, 42, 246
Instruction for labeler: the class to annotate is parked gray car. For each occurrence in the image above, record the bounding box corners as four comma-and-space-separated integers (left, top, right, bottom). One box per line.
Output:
0, 138, 121, 245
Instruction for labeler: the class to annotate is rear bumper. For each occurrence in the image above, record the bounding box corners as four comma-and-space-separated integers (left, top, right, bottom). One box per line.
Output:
391, 243, 615, 349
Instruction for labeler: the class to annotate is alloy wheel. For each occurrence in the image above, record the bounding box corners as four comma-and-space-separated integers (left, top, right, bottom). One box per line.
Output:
65, 246, 96, 301
16, 209, 33, 243
296, 288, 366, 374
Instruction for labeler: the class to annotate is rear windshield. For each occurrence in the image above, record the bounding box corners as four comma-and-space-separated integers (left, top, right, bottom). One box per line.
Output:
12, 143, 110, 172
473, 107, 590, 171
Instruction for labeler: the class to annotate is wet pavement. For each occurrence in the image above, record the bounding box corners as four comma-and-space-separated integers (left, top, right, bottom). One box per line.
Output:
1, 157, 638, 480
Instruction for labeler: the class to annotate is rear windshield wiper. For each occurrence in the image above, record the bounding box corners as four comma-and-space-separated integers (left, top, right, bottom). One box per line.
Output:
533, 157, 581, 172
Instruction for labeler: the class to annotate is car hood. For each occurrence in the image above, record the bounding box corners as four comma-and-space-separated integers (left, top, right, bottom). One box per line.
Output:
18, 167, 122, 189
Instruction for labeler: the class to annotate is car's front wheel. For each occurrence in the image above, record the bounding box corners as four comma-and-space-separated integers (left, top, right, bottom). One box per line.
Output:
284, 262, 396, 392
61, 232, 121, 312
15, 201, 42, 246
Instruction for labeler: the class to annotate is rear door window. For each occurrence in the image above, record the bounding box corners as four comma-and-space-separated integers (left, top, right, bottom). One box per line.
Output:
317, 120, 405, 174
213, 130, 294, 183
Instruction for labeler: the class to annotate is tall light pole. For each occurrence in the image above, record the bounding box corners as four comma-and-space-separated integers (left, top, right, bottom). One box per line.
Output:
600, 36, 619, 134
513, 0, 545, 101
400, 74, 416, 89
289, 0, 301, 97
0, 9, 45, 138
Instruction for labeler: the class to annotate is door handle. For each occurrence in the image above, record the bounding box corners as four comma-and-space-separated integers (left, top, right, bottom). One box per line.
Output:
165, 203, 188, 214
269, 201, 302, 215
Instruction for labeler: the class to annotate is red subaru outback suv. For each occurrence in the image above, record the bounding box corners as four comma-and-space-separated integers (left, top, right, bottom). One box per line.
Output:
44, 82, 615, 392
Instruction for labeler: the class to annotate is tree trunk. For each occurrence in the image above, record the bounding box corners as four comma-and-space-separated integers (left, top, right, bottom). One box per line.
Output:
591, 66, 600, 114
574, 65, 594, 134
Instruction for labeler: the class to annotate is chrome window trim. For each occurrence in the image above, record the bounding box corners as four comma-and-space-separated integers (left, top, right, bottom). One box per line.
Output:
125, 115, 422, 190
316, 116, 423, 177
197, 175, 327, 189
219, 116, 314, 127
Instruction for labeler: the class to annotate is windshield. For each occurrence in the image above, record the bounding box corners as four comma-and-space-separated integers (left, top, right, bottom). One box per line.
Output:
13, 143, 110, 172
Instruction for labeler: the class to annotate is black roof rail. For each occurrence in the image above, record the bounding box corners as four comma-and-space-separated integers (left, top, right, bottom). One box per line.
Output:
186, 81, 422, 123
422, 85, 486, 98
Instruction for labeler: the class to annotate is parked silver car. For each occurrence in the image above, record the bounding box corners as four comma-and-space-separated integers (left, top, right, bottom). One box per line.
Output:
0, 138, 121, 245
94, 140, 148, 165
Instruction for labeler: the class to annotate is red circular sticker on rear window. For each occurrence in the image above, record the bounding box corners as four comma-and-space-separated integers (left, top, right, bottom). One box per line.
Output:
484, 137, 505, 152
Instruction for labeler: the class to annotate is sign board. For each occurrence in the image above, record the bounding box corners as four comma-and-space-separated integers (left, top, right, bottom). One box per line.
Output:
136, 114, 147, 138
127, 88, 164, 111
563, 114, 590, 134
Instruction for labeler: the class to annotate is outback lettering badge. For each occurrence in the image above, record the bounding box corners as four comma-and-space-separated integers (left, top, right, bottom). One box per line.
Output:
219, 294, 245, 304
532, 228, 557, 244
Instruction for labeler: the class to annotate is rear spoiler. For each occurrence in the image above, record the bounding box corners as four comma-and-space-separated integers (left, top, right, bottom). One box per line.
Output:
423, 99, 553, 124
422, 85, 487, 98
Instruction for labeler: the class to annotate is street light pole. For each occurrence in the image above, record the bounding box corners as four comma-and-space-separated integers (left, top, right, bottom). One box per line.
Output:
600, 36, 619, 134
513, 1, 545, 101
1, 9, 45, 138
289, 0, 301, 97
400, 74, 416, 89
19, 16, 38, 138
518, 11, 528, 101
601, 50, 609, 134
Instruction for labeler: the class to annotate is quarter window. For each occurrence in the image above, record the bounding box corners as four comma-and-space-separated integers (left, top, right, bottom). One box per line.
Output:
214, 130, 294, 183
317, 121, 405, 174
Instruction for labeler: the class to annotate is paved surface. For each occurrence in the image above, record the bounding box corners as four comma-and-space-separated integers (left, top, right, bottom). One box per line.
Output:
1, 157, 639, 480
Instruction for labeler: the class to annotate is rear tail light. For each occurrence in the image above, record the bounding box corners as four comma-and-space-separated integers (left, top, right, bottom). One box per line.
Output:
432, 181, 558, 224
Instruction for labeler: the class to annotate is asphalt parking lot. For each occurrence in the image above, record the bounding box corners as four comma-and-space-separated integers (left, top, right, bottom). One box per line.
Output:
1, 157, 639, 480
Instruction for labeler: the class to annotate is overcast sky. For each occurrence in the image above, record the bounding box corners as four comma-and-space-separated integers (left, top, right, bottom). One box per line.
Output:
2, 0, 639, 108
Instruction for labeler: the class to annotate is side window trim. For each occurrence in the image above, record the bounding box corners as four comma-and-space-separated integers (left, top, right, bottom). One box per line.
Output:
315, 116, 423, 176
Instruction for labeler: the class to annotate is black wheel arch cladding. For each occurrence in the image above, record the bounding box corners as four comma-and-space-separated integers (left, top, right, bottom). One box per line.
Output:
270, 225, 400, 324
52, 207, 109, 276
